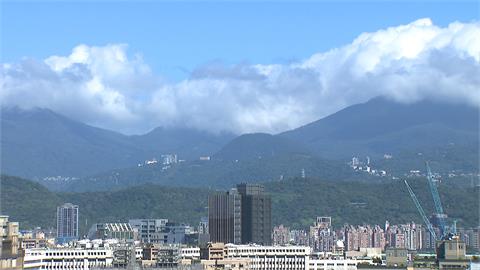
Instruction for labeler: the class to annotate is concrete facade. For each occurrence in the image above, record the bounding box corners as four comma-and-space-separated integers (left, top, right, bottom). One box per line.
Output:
56, 203, 79, 244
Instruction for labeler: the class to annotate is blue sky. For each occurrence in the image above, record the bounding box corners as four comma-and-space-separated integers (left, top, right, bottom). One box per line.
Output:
1, 1, 479, 134
2, 1, 478, 80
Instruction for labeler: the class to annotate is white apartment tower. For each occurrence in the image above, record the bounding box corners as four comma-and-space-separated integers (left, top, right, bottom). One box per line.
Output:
56, 203, 79, 244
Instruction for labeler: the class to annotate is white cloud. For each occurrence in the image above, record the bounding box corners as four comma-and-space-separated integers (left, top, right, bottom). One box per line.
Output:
1, 18, 479, 135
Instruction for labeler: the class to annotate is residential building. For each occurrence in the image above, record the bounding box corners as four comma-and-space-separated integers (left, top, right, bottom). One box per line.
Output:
273, 225, 290, 246
459, 227, 480, 252
198, 217, 210, 246
310, 217, 336, 252
315, 217, 332, 229
20, 229, 49, 249
180, 247, 200, 260
0, 216, 22, 269
56, 203, 79, 244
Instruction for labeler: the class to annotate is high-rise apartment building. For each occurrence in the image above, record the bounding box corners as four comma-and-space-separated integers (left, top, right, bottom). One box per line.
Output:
208, 188, 242, 244
56, 203, 79, 244
309, 217, 336, 252
237, 183, 272, 245
273, 225, 290, 246
208, 183, 272, 245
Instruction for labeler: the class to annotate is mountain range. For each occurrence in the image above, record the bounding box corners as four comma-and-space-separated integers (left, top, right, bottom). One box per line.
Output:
0, 107, 233, 179
280, 97, 479, 158
2, 174, 478, 232
1, 97, 478, 192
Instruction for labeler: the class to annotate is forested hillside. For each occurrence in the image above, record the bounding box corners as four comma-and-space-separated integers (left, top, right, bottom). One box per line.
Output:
2, 175, 478, 234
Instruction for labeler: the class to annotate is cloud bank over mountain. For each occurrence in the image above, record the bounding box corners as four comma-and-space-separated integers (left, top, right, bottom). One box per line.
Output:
1, 18, 479, 134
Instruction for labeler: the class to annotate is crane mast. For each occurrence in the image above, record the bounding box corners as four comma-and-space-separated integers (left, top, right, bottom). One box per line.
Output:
404, 180, 437, 240
426, 162, 447, 237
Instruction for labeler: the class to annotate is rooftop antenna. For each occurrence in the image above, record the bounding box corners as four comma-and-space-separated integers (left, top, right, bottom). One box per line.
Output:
452, 220, 458, 236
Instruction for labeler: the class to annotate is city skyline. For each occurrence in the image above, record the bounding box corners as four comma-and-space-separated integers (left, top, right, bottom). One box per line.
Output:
0, 1, 478, 269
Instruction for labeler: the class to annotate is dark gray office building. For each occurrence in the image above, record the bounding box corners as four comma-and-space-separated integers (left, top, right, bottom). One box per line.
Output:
237, 183, 272, 245
208, 188, 242, 244
208, 183, 271, 246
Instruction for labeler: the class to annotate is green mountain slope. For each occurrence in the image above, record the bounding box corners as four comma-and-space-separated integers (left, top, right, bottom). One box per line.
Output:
56, 153, 360, 192
0, 175, 62, 228
2, 97, 478, 192
280, 97, 479, 159
0, 175, 209, 233
0, 107, 232, 179
266, 177, 480, 228
213, 133, 310, 161
2, 175, 478, 233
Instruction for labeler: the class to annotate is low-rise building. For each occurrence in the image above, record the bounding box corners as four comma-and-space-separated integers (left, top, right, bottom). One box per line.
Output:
23, 248, 113, 269
181, 247, 201, 260
308, 259, 359, 270
0, 215, 22, 269
87, 223, 136, 240
385, 248, 408, 267
200, 242, 310, 270
129, 219, 192, 244
129, 219, 168, 243
436, 237, 470, 270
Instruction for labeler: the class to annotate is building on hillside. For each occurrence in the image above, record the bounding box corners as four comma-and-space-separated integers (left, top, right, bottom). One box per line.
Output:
56, 203, 79, 244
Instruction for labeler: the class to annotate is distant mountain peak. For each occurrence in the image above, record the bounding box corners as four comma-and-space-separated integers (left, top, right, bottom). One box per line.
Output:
281, 96, 479, 158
